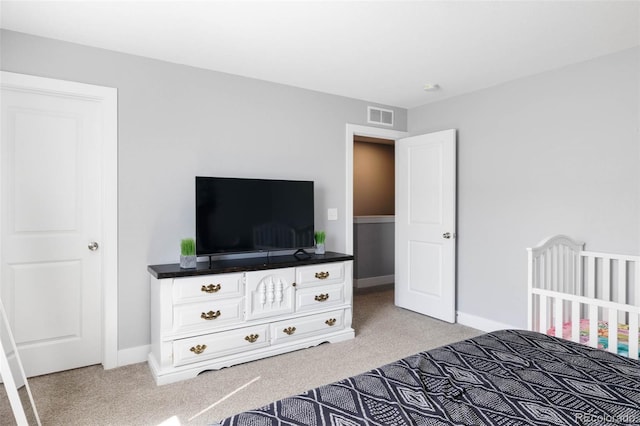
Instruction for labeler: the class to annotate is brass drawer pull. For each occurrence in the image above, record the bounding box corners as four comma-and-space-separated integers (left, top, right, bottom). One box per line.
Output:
325, 318, 336, 326
201, 284, 222, 293
314, 294, 330, 302
190, 344, 207, 355
315, 271, 330, 280
245, 334, 259, 343
201, 310, 221, 320
283, 326, 296, 335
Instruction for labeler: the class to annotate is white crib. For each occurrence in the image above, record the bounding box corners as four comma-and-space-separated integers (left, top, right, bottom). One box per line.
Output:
527, 235, 640, 360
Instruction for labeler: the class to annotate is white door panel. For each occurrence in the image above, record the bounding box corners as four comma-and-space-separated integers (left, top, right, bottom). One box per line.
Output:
1, 72, 115, 376
395, 130, 456, 323
408, 241, 442, 296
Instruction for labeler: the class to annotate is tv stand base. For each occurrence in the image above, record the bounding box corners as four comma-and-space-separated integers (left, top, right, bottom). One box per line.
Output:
293, 248, 311, 260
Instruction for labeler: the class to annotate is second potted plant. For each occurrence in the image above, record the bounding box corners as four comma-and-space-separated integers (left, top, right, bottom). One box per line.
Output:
314, 231, 326, 255
180, 238, 197, 269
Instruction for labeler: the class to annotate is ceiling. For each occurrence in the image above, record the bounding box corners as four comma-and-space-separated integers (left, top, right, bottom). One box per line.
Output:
1, 1, 639, 109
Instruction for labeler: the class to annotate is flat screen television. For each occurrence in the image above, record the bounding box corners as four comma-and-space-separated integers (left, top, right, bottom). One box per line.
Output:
195, 177, 315, 256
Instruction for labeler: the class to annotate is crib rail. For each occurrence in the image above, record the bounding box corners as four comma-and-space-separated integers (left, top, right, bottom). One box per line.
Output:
528, 235, 640, 360
527, 235, 584, 295
581, 250, 640, 306
531, 288, 639, 360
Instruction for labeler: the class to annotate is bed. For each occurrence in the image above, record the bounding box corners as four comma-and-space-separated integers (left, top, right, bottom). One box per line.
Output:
213, 329, 640, 425
528, 235, 640, 360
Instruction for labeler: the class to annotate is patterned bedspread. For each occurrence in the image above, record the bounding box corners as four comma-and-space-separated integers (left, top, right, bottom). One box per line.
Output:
212, 330, 640, 426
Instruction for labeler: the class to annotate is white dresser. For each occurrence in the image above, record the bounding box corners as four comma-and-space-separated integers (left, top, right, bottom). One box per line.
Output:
148, 253, 354, 385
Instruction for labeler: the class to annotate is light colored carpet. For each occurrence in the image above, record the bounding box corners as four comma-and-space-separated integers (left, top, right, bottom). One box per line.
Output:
1, 287, 482, 425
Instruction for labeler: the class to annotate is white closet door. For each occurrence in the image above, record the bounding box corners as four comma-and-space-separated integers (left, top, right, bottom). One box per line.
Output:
395, 129, 456, 323
1, 72, 116, 376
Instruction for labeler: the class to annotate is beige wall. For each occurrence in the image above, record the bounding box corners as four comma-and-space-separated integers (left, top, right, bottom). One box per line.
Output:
353, 141, 395, 216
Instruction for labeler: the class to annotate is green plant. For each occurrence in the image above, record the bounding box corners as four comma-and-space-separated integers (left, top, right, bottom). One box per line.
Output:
314, 231, 326, 244
181, 238, 196, 256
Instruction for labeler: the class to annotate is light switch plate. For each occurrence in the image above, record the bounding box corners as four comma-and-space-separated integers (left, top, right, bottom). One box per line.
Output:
327, 208, 338, 221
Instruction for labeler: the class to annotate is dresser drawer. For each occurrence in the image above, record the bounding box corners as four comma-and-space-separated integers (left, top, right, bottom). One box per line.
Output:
296, 283, 345, 313
270, 310, 345, 344
296, 263, 345, 288
173, 324, 269, 367
172, 273, 243, 303
173, 298, 244, 333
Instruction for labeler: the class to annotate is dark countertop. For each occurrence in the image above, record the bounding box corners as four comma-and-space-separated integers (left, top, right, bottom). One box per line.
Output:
148, 251, 354, 279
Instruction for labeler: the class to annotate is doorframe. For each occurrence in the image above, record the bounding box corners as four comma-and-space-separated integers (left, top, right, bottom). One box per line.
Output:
0, 71, 118, 370
345, 124, 407, 255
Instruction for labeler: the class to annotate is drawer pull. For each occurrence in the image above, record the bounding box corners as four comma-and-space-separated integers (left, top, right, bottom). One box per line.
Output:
315, 271, 330, 280
201, 284, 222, 293
245, 334, 259, 343
325, 318, 337, 326
283, 326, 296, 335
190, 344, 207, 355
315, 294, 330, 302
201, 310, 221, 320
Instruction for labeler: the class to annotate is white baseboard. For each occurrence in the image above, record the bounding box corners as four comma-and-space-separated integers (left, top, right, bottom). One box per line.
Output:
456, 311, 520, 333
354, 275, 394, 289
117, 344, 150, 367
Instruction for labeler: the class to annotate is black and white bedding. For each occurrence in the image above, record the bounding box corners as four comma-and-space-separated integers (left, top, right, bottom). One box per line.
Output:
213, 330, 640, 426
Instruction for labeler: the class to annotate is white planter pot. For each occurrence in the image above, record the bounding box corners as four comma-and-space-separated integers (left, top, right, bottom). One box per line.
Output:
315, 243, 325, 255
180, 255, 197, 269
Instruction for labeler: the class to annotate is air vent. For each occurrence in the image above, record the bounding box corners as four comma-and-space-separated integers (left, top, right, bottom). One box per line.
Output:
367, 106, 394, 126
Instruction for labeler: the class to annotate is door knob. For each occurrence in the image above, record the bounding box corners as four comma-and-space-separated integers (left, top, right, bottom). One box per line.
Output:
442, 233, 451, 239
88, 241, 99, 251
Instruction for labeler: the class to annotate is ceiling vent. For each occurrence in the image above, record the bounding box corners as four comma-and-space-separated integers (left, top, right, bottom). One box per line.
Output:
367, 106, 394, 126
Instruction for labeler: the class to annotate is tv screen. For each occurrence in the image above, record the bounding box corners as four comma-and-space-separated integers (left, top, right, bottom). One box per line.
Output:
196, 177, 315, 256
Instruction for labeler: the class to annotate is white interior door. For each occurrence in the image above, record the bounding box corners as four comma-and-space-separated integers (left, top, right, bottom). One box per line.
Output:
1, 72, 116, 377
395, 129, 456, 323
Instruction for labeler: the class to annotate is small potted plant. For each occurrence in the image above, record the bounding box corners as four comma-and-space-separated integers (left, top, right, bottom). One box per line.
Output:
180, 238, 197, 269
314, 231, 326, 255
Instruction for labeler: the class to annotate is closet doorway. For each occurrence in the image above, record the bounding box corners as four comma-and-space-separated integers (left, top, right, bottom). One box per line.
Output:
345, 124, 406, 295
353, 135, 396, 290
345, 124, 457, 323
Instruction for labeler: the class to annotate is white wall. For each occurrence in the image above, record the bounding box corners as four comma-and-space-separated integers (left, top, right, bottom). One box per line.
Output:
0, 30, 407, 351
409, 47, 640, 329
